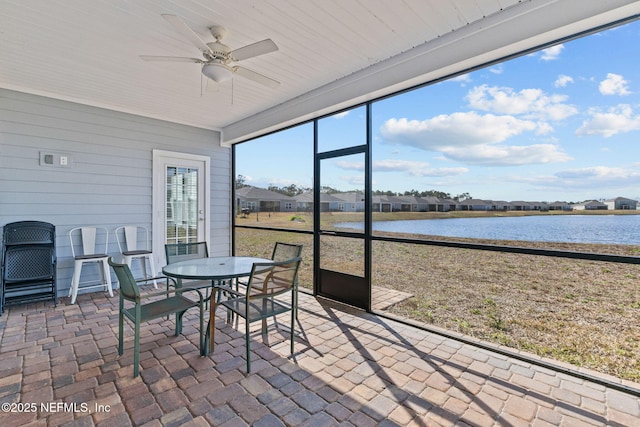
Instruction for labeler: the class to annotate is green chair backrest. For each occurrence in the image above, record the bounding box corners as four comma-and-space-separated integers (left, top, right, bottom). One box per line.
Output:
249, 257, 302, 296
271, 242, 303, 262
108, 257, 140, 301
165, 242, 209, 264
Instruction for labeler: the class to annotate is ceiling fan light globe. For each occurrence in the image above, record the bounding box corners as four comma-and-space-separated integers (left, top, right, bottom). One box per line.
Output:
202, 63, 233, 83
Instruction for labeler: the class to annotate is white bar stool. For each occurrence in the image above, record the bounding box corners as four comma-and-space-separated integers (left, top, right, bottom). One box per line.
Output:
68, 226, 113, 304
115, 225, 157, 288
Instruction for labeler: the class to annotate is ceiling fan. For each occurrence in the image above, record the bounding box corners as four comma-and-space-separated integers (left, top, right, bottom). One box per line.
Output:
140, 14, 279, 88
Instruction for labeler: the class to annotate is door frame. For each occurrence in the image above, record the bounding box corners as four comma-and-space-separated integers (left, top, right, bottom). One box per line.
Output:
152, 149, 211, 270
313, 104, 372, 310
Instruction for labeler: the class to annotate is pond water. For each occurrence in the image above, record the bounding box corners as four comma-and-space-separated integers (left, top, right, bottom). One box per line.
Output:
335, 214, 640, 245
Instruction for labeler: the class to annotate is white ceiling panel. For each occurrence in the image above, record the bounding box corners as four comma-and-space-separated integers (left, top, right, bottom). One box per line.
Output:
1, 0, 639, 145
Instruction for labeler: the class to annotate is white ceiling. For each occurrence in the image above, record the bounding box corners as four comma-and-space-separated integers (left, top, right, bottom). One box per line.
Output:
2, 0, 639, 145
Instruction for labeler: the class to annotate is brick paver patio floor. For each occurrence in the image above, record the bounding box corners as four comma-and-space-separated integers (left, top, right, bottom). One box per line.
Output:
1, 290, 639, 426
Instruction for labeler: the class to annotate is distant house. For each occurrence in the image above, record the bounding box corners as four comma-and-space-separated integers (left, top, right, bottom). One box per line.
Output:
292, 192, 351, 212
372, 195, 391, 212
397, 196, 425, 212
491, 200, 509, 211
295, 192, 314, 212
236, 186, 295, 213
530, 201, 549, 211
420, 196, 450, 212
509, 201, 533, 211
372, 195, 449, 212
459, 199, 492, 211
383, 195, 412, 212
393, 196, 437, 212
331, 192, 365, 212
441, 199, 458, 211
573, 200, 608, 210
605, 197, 637, 210
548, 201, 573, 211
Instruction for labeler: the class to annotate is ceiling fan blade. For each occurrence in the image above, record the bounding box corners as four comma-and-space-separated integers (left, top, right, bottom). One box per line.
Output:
161, 14, 211, 54
139, 55, 203, 63
230, 39, 278, 61
233, 66, 280, 88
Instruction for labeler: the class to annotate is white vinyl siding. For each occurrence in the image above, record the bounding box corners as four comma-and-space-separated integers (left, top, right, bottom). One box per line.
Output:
0, 89, 230, 296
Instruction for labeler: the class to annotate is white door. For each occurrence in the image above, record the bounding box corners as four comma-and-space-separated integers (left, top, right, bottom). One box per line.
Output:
152, 150, 210, 270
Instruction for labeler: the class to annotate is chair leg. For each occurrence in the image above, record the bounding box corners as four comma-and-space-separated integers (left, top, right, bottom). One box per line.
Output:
246, 319, 251, 373
139, 257, 147, 280
133, 314, 141, 378
118, 306, 124, 356
207, 303, 217, 355
69, 260, 82, 304
199, 301, 205, 356
175, 311, 183, 335
290, 310, 295, 355
100, 258, 114, 297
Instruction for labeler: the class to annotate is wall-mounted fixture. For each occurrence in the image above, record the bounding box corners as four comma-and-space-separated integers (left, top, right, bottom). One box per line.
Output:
40, 152, 73, 168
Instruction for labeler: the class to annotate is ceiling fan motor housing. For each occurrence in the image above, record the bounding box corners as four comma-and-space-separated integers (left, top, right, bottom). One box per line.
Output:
205, 41, 231, 61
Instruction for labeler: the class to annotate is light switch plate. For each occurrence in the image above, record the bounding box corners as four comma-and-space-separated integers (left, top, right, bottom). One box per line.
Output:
40, 152, 73, 167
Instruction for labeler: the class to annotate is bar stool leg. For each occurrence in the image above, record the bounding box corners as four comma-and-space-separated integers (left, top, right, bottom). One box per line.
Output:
146, 255, 158, 288
69, 259, 83, 304
100, 258, 114, 297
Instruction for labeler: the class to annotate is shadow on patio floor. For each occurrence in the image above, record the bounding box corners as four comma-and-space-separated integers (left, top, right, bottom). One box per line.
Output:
0, 290, 638, 426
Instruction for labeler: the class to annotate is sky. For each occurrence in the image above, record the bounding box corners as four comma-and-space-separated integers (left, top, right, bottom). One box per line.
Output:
236, 20, 640, 203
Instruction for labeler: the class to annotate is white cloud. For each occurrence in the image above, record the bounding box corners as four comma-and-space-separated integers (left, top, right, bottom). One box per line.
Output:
552, 166, 640, 188
554, 74, 574, 88
451, 73, 471, 85
599, 73, 631, 96
336, 159, 468, 177
333, 111, 350, 119
376, 160, 468, 177
576, 104, 640, 137
335, 160, 363, 170
541, 44, 564, 61
556, 166, 631, 180
340, 175, 364, 186
379, 114, 571, 166
381, 113, 540, 148
510, 165, 640, 190
266, 177, 301, 186
439, 144, 572, 166
466, 84, 578, 121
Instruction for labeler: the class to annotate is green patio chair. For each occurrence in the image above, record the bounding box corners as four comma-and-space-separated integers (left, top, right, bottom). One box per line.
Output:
237, 242, 303, 316
208, 256, 302, 373
108, 257, 204, 378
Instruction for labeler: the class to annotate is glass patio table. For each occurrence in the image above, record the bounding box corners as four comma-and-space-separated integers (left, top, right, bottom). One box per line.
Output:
162, 256, 271, 284
162, 256, 272, 355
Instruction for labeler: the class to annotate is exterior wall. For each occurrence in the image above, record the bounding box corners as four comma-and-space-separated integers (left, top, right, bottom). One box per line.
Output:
0, 89, 230, 297
605, 198, 637, 210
